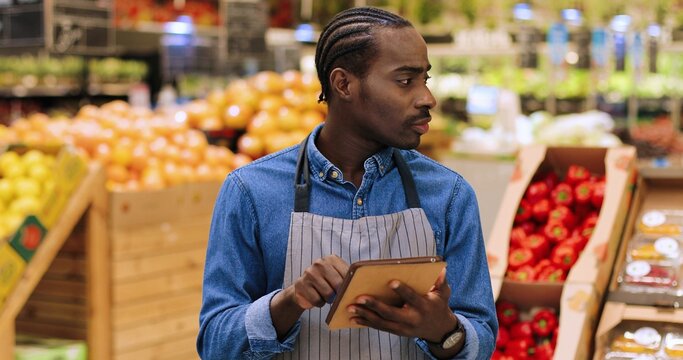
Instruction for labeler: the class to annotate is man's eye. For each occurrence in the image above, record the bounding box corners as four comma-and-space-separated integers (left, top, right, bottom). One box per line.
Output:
398, 79, 412, 85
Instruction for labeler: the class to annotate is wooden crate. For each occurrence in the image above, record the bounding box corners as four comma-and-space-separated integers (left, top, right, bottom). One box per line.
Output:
0, 165, 104, 360
15, 180, 221, 360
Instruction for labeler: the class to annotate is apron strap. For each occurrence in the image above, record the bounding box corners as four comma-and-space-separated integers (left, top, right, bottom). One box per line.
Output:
392, 149, 421, 208
294, 136, 421, 212
294, 136, 311, 212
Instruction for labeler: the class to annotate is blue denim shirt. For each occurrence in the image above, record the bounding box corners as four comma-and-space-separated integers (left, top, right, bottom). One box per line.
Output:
198, 126, 498, 359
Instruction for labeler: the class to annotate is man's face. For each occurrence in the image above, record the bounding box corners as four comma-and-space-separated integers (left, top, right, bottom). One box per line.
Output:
349, 26, 437, 150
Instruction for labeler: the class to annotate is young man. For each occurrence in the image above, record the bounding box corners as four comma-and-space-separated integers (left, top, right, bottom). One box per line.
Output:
198, 7, 497, 359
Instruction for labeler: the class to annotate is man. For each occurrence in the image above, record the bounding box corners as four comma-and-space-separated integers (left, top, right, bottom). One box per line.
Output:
198, 6, 497, 359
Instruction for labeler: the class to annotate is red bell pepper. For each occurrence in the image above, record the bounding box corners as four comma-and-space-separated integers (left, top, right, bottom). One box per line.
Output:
524, 181, 549, 202
496, 326, 510, 350
510, 226, 527, 249
531, 309, 558, 337
548, 205, 576, 229
508, 265, 537, 282
521, 234, 550, 260
580, 214, 599, 239
538, 171, 559, 191
504, 338, 533, 359
534, 341, 555, 360
550, 183, 574, 207
534, 259, 552, 274
537, 265, 566, 283
563, 231, 589, 252
552, 327, 559, 348
510, 321, 534, 340
519, 221, 536, 235
550, 244, 578, 270
566, 164, 590, 185
591, 180, 605, 209
515, 199, 533, 223
491, 351, 514, 360
544, 221, 569, 243
574, 181, 593, 205
532, 199, 551, 223
496, 301, 519, 327
508, 248, 535, 270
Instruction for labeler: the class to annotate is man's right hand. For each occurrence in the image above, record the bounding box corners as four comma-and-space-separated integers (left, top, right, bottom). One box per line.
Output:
271, 255, 349, 338
292, 255, 349, 309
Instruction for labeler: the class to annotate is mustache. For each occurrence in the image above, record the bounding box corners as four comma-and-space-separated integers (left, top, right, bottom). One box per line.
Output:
409, 109, 431, 122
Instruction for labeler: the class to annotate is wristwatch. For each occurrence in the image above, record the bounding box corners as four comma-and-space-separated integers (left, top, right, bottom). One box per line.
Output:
429, 320, 465, 350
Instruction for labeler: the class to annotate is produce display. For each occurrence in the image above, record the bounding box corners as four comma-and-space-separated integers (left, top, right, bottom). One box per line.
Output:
506, 164, 605, 283
0, 149, 57, 239
5, 102, 243, 192
183, 70, 326, 159
115, 0, 220, 27
493, 301, 558, 360
0, 56, 84, 90
88, 58, 148, 87
604, 323, 683, 359
617, 209, 683, 295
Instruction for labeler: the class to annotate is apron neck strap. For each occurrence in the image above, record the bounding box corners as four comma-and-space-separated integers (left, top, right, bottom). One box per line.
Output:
392, 149, 421, 209
294, 136, 311, 212
294, 136, 421, 212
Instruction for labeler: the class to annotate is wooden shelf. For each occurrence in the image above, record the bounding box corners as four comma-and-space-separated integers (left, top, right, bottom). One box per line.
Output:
0, 164, 105, 359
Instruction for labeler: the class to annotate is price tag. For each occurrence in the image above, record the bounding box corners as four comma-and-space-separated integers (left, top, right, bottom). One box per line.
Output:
591, 28, 608, 68
654, 237, 679, 257
626, 260, 651, 278
642, 210, 666, 227
547, 22, 568, 66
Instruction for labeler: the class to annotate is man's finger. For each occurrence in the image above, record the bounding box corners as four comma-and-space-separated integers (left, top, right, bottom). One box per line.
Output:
389, 280, 422, 306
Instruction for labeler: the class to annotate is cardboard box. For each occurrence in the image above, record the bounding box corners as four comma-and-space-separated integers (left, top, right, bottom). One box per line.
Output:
15, 335, 87, 360
593, 301, 683, 360
594, 171, 683, 359
498, 280, 601, 360
0, 241, 26, 307
487, 145, 636, 298
607, 175, 683, 307
9, 216, 47, 262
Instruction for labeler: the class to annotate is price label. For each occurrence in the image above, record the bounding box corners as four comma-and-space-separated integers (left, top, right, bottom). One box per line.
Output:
642, 210, 666, 227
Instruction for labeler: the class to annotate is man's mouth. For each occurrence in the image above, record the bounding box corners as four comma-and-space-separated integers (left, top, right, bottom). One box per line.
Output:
411, 114, 431, 135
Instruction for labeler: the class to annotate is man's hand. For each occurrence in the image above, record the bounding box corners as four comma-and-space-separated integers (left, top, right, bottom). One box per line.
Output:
346, 268, 461, 355
271, 255, 349, 338
291, 255, 349, 309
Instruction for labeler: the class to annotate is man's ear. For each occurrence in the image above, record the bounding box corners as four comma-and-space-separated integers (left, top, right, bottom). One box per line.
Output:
329, 68, 355, 101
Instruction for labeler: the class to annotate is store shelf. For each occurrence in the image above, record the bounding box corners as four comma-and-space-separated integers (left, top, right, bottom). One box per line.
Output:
116, 22, 222, 38
87, 83, 136, 97
0, 164, 105, 360
0, 85, 82, 98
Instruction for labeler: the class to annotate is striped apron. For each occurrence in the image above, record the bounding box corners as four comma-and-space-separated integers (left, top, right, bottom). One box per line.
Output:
278, 138, 436, 359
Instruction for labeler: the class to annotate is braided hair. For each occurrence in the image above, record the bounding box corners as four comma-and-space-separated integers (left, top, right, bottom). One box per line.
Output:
315, 7, 412, 103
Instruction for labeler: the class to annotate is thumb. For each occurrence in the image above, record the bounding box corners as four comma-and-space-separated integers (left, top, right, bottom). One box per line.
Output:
431, 267, 448, 292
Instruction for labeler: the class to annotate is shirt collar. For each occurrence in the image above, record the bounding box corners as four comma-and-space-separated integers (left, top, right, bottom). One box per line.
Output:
306, 125, 395, 182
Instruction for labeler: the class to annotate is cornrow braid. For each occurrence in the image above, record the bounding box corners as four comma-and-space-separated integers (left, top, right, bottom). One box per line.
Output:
315, 7, 412, 103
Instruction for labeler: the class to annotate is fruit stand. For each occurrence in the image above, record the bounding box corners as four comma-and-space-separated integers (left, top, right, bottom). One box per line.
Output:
0, 164, 105, 360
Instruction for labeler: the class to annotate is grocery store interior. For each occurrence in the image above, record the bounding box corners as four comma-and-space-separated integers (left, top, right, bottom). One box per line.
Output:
1, 0, 683, 359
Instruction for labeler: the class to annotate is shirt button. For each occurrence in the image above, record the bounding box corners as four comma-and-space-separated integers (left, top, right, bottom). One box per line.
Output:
319, 171, 324, 178
331, 171, 339, 179
356, 198, 363, 206
379, 165, 384, 171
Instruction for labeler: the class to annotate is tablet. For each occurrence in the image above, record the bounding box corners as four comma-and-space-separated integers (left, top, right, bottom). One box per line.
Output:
325, 256, 445, 330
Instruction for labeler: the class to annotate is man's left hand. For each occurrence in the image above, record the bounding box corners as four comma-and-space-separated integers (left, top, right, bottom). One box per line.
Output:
346, 268, 458, 343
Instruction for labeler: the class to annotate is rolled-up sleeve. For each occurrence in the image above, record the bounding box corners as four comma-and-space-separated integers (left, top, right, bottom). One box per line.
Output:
418, 175, 498, 360
197, 174, 299, 359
